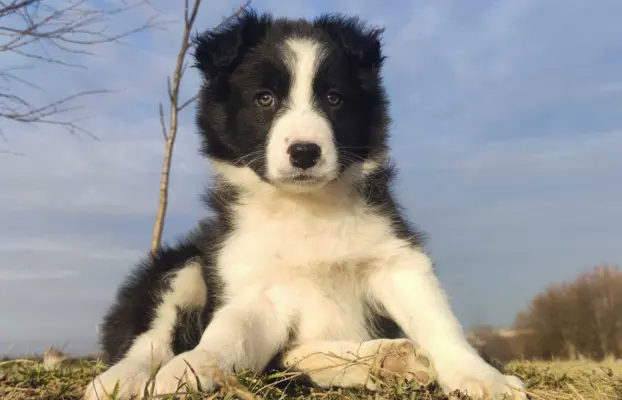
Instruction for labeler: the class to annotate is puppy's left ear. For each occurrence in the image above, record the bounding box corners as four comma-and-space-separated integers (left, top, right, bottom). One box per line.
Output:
315, 14, 386, 74
193, 10, 271, 80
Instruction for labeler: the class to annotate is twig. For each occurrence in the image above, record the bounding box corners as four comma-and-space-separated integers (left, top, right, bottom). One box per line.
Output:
149, 0, 252, 253
0, 0, 164, 134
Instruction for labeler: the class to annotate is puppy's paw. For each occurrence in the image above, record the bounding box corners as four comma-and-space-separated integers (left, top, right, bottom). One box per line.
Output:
372, 339, 437, 387
149, 349, 221, 396
84, 360, 152, 400
437, 353, 526, 399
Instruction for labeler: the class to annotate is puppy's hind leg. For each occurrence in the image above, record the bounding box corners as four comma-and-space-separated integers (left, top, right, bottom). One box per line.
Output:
85, 259, 208, 400
280, 339, 437, 391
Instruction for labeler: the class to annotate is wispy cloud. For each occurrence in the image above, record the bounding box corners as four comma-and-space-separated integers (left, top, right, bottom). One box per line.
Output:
1, 0, 621, 354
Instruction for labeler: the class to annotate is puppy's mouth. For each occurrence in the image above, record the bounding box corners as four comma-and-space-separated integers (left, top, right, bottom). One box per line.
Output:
284, 174, 317, 183
271, 170, 336, 189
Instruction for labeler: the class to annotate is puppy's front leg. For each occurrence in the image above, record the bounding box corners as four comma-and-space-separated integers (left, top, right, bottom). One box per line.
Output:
368, 248, 526, 400
150, 287, 294, 396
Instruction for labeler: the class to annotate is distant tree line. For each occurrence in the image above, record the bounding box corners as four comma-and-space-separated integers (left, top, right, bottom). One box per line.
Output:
468, 265, 622, 362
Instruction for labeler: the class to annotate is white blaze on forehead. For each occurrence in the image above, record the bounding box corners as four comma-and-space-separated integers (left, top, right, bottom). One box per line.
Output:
265, 37, 338, 186
284, 38, 326, 112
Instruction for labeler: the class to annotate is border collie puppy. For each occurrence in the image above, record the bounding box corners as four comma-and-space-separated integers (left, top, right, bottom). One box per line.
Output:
85, 11, 526, 400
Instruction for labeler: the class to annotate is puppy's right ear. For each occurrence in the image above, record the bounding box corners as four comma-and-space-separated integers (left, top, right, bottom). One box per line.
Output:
193, 10, 271, 80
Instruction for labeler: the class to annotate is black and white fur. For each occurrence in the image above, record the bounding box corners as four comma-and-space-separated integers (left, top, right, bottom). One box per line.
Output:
85, 11, 526, 400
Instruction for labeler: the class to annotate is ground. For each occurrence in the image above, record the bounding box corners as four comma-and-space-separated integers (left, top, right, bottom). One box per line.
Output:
1, 356, 621, 400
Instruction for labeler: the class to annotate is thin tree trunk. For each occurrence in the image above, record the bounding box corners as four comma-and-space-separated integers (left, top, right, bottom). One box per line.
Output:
151, 135, 175, 253
150, 0, 251, 254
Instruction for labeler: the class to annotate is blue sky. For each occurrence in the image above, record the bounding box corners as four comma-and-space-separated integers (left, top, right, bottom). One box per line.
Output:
1, 0, 621, 355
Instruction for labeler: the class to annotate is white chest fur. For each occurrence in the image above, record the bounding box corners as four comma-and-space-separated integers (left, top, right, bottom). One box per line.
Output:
216, 187, 405, 342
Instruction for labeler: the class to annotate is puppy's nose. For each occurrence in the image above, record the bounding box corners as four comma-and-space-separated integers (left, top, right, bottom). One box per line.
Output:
287, 142, 321, 170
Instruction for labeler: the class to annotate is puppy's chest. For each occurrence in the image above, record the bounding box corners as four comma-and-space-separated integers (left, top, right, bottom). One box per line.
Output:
293, 267, 372, 342
219, 200, 392, 272
215, 201, 390, 341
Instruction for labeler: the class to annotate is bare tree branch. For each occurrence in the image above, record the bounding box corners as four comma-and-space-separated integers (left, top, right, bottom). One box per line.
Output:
158, 102, 167, 140
178, 94, 198, 112
0, 148, 26, 156
0, 0, 163, 136
213, 0, 251, 30
150, 0, 252, 253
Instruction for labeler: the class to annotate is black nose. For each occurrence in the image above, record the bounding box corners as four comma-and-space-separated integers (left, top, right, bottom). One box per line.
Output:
287, 142, 321, 170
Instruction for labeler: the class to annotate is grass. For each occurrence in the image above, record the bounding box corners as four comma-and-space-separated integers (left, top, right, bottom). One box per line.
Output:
1, 356, 622, 400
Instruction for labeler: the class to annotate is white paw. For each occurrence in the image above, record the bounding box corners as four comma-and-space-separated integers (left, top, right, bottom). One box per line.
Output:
84, 360, 152, 400
372, 339, 437, 388
437, 353, 527, 400
150, 349, 220, 396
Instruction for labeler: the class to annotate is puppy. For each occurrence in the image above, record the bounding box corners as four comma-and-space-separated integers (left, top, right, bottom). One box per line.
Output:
85, 11, 526, 400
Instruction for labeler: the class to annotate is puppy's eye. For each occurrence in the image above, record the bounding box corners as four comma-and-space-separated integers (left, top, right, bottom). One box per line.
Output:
326, 91, 343, 106
256, 91, 275, 107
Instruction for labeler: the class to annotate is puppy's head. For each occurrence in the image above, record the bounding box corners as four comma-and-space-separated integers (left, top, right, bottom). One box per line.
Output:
194, 11, 389, 193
